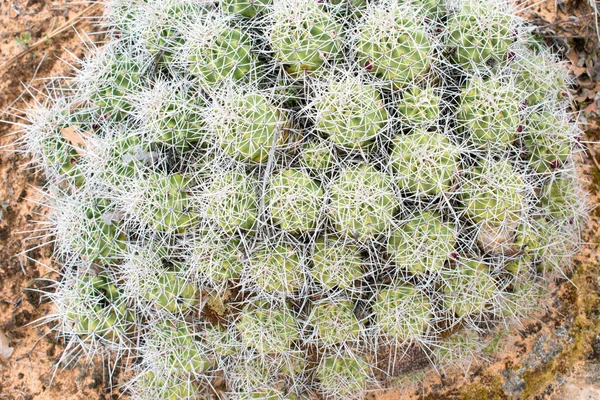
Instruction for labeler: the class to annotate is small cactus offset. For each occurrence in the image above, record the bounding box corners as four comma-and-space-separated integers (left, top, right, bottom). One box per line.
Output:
21, 0, 587, 398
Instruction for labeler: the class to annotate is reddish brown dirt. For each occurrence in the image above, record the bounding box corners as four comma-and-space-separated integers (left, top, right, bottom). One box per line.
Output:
0, 2, 115, 399
0, 1, 599, 400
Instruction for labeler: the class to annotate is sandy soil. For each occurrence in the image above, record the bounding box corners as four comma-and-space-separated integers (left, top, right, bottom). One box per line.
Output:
0, 1, 598, 400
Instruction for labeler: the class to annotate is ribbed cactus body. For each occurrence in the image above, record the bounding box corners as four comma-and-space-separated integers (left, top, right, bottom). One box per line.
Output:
308, 298, 361, 345
390, 129, 459, 196
329, 164, 399, 241
222, 0, 271, 18
373, 284, 432, 340
356, 4, 433, 87
388, 211, 456, 274
457, 76, 521, 148
237, 300, 299, 354
396, 87, 441, 129
445, 0, 515, 69
460, 159, 524, 225
134, 172, 197, 233
267, 169, 324, 234
442, 260, 497, 318
523, 111, 571, 173
72, 198, 127, 263
206, 170, 259, 233
187, 21, 258, 87
211, 92, 290, 163
25, 0, 586, 397
246, 243, 305, 294
310, 237, 363, 290
63, 272, 134, 343
270, 0, 343, 75
316, 353, 369, 398
313, 77, 388, 150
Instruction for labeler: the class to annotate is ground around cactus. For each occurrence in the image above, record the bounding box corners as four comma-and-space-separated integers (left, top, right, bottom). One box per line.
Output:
0, 1, 599, 400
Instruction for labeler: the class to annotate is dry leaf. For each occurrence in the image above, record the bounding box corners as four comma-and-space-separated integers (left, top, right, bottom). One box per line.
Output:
61, 126, 89, 155
0, 331, 14, 360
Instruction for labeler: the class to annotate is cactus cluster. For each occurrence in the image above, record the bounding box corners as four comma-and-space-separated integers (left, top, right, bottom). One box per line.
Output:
21, 0, 587, 398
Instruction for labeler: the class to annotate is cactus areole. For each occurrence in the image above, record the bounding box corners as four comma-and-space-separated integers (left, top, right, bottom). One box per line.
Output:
23, 0, 585, 398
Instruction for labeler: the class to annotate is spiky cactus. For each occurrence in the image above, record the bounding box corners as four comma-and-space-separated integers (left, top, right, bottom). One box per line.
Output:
316, 352, 370, 399
185, 13, 258, 88
267, 168, 324, 234
23, 0, 587, 398
245, 241, 306, 295
310, 236, 363, 291
269, 0, 343, 75
329, 164, 399, 241
390, 129, 460, 196
355, 2, 434, 87
205, 169, 259, 233
460, 158, 525, 226
388, 210, 456, 274
457, 75, 522, 149
208, 90, 291, 163
306, 297, 362, 346
373, 284, 433, 341
236, 299, 299, 354
395, 86, 442, 129
441, 259, 498, 320
312, 76, 388, 150
445, 0, 516, 70
523, 110, 572, 173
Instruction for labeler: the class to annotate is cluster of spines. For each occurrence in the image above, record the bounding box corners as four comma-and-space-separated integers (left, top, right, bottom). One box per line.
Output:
17, 0, 589, 398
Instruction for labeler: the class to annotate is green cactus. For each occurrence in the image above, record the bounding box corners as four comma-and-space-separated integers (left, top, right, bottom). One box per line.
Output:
267, 169, 324, 234
316, 353, 370, 398
373, 284, 432, 340
71, 198, 128, 263
246, 242, 306, 294
236, 299, 299, 354
64, 272, 134, 343
457, 76, 522, 148
269, 0, 343, 75
146, 320, 213, 373
388, 211, 456, 274
313, 77, 388, 150
310, 236, 363, 290
134, 172, 197, 233
307, 298, 361, 345
329, 164, 399, 241
523, 111, 571, 173
149, 92, 205, 149
222, 0, 271, 17
91, 53, 143, 121
205, 170, 259, 233
202, 325, 241, 357
298, 138, 337, 173
190, 234, 245, 284
187, 21, 258, 87
142, 268, 199, 314
142, 2, 199, 65
410, 0, 446, 19
441, 260, 497, 318
460, 158, 524, 226
515, 50, 568, 106
137, 372, 200, 400
211, 92, 291, 163
41, 135, 84, 185
396, 86, 441, 128
356, 4, 433, 88
540, 175, 582, 221
99, 134, 149, 187
445, 0, 515, 69
390, 129, 459, 196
